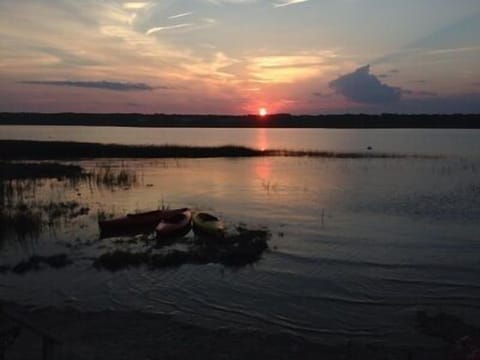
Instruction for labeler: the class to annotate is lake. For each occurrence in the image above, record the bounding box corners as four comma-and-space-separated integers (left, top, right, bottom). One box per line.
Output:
1, 125, 480, 347
2, 125, 480, 156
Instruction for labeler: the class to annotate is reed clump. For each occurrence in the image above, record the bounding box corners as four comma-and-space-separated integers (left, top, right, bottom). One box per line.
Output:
0, 204, 43, 242
0, 201, 89, 244
92, 166, 137, 189
94, 228, 270, 271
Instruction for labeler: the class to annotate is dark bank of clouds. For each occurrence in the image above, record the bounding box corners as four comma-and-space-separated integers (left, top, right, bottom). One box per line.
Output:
389, 92, 480, 114
402, 89, 438, 97
331, 92, 480, 114
326, 65, 480, 113
329, 65, 402, 104
20, 80, 161, 91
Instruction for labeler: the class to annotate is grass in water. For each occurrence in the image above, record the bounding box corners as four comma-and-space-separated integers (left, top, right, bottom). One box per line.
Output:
0, 205, 43, 246
0, 140, 439, 160
0, 201, 90, 245
92, 166, 138, 189
94, 228, 271, 271
0, 161, 86, 180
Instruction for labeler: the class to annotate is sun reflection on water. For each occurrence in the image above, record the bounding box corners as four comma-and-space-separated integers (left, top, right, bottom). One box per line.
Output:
256, 128, 268, 151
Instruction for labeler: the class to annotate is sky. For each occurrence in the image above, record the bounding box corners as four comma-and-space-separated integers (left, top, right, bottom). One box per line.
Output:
0, 0, 479, 114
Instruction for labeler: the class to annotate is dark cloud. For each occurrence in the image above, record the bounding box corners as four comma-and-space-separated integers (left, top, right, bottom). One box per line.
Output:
339, 93, 480, 114
414, 90, 438, 97
312, 91, 334, 98
403, 90, 438, 97
329, 65, 402, 104
20, 80, 160, 91
472, 82, 480, 87
392, 93, 480, 113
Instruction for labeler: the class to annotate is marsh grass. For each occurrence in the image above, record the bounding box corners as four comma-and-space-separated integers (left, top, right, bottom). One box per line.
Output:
0, 140, 439, 160
0, 205, 43, 245
41, 201, 89, 224
261, 180, 279, 194
0, 200, 90, 244
97, 209, 115, 222
0, 161, 90, 216
0, 179, 43, 207
91, 166, 138, 189
0, 161, 86, 180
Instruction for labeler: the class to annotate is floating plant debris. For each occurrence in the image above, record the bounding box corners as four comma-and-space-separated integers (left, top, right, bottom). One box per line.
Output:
94, 229, 270, 271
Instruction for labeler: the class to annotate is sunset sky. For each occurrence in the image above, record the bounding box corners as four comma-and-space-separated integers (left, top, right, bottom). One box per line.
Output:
1, 0, 479, 114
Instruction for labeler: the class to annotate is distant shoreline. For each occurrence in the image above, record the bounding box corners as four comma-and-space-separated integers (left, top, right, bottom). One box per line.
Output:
1, 113, 479, 128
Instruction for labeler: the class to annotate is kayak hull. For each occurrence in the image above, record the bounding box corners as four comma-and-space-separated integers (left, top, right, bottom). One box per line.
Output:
156, 210, 192, 240
192, 212, 225, 240
99, 208, 189, 238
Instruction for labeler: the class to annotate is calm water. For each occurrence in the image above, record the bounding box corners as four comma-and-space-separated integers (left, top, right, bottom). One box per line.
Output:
2, 125, 480, 156
1, 126, 480, 347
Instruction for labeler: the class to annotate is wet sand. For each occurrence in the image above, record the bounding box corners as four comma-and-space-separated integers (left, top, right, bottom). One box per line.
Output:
2, 305, 449, 360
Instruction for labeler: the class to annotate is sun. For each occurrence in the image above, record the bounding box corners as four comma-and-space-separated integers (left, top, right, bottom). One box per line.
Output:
258, 107, 268, 117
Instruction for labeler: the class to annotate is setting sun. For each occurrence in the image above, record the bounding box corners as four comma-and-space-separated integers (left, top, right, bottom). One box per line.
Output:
259, 107, 268, 117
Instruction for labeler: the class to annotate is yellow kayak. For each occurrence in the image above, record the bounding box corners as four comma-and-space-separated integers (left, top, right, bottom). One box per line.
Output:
192, 212, 225, 239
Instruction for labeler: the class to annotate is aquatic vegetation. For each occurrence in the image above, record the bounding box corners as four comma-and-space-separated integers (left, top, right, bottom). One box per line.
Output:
93, 250, 148, 271
0, 205, 43, 245
41, 201, 89, 224
213, 229, 270, 266
92, 165, 138, 189
0, 161, 86, 180
94, 228, 271, 271
261, 180, 279, 194
0, 253, 74, 274
11, 253, 73, 274
0, 179, 43, 207
0, 201, 90, 245
0, 140, 439, 160
97, 209, 115, 222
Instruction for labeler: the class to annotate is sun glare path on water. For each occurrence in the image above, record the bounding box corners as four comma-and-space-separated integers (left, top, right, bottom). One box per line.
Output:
259, 108, 268, 117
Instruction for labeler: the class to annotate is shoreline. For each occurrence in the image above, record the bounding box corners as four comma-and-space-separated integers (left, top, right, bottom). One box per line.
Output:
1, 113, 479, 129
2, 304, 449, 360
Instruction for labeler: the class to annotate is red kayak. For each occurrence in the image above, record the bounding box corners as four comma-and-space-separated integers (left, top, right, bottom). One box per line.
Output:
155, 209, 192, 240
99, 208, 189, 238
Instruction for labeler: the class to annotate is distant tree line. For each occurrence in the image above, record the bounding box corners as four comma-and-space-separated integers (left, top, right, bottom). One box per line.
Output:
0, 113, 479, 128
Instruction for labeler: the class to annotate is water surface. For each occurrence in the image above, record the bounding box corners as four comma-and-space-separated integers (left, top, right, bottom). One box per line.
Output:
1, 127, 480, 347
2, 125, 480, 157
